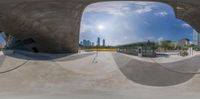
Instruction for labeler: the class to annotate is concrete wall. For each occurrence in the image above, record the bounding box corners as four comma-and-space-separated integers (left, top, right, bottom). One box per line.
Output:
0, 0, 200, 53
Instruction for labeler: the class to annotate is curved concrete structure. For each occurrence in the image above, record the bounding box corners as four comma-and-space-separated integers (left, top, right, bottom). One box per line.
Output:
1, 52, 200, 98
0, 0, 200, 53
112, 53, 200, 86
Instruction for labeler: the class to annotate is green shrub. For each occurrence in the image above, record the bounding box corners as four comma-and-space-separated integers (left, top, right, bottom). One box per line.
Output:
180, 51, 188, 57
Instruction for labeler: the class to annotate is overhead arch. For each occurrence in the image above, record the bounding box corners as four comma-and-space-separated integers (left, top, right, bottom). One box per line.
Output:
0, 0, 199, 53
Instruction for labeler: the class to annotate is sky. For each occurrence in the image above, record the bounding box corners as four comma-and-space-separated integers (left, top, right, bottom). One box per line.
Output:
80, 1, 195, 46
0, 32, 6, 46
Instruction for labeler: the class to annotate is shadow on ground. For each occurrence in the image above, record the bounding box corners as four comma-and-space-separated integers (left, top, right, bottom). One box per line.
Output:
160, 56, 200, 74
3, 50, 95, 62
112, 53, 198, 87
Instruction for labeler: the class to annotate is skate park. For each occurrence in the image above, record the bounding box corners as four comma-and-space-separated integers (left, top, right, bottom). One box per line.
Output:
0, 0, 200, 99
0, 51, 200, 99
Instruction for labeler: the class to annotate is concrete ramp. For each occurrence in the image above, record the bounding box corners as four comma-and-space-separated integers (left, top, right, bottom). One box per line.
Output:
112, 53, 197, 86
159, 56, 200, 74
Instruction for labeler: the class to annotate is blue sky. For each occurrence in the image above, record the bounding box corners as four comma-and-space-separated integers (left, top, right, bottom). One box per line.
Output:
80, 1, 195, 46
0, 32, 6, 46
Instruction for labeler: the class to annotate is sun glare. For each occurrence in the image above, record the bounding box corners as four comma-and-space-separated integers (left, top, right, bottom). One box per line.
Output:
97, 25, 104, 30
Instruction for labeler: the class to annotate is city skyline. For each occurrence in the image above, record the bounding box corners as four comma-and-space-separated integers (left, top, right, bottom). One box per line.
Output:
80, 37, 106, 47
80, 1, 195, 46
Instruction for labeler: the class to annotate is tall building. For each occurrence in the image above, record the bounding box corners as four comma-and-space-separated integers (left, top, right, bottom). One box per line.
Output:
92, 42, 94, 47
82, 40, 91, 47
97, 37, 100, 47
80, 41, 83, 46
103, 39, 105, 47
177, 38, 190, 48
83, 40, 87, 46
193, 29, 200, 48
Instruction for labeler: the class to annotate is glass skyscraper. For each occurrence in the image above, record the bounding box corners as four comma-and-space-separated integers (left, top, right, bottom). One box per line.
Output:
97, 37, 100, 47
193, 30, 200, 48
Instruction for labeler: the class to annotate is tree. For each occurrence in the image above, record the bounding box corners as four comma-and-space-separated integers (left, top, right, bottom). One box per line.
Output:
160, 40, 172, 52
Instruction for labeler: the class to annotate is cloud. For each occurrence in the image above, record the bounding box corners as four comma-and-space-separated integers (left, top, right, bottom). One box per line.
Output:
135, 5, 153, 14
158, 37, 165, 42
80, 23, 93, 33
154, 11, 168, 16
85, 2, 130, 16
182, 23, 191, 28
85, 1, 155, 16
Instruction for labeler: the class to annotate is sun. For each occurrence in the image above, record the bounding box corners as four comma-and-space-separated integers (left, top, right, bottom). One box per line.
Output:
97, 25, 104, 30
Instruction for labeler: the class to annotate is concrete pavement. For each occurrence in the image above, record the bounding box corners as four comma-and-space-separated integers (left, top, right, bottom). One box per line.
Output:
113, 53, 196, 86
0, 51, 200, 98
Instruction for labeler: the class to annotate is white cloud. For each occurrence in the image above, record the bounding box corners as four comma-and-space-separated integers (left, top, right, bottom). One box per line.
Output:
85, 1, 155, 16
134, 2, 154, 6
158, 37, 165, 42
182, 23, 191, 28
80, 23, 93, 33
135, 5, 153, 14
154, 11, 168, 16
85, 2, 130, 16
